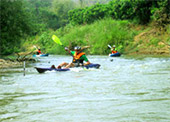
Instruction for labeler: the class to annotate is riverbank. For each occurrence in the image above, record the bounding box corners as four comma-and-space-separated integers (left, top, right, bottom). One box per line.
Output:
125, 25, 170, 55
0, 59, 23, 69
0, 53, 36, 69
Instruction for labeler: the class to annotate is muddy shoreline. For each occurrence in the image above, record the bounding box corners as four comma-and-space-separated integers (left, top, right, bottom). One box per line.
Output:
0, 58, 36, 69
0, 59, 23, 69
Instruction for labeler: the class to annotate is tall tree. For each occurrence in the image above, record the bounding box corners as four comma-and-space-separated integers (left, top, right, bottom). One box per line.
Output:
79, 0, 83, 7
0, 0, 32, 55
52, 0, 75, 27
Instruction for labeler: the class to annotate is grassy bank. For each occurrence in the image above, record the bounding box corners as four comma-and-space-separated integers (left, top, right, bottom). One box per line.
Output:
22, 18, 170, 55
126, 24, 170, 55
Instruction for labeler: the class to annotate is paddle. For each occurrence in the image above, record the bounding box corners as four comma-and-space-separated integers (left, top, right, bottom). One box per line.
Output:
108, 44, 112, 49
52, 35, 70, 54
52, 35, 64, 47
108, 44, 114, 61
33, 45, 38, 49
52, 35, 90, 51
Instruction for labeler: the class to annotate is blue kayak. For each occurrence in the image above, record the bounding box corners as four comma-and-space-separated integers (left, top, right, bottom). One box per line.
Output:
109, 52, 121, 57
35, 63, 100, 73
33, 54, 49, 57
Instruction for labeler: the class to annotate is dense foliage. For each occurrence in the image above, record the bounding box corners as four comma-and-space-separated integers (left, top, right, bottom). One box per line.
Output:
0, 0, 169, 55
24, 19, 138, 55
24, 0, 75, 30
0, 0, 76, 55
69, 0, 170, 25
0, 0, 33, 55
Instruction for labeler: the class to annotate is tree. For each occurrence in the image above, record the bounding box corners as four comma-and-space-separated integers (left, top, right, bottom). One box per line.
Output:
133, 0, 154, 24
0, 0, 32, 55
52, 0, 75, 28
24, 0, 57, 30
151, 0, 170, 27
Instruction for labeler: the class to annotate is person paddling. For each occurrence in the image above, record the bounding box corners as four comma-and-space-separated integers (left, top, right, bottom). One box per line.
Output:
52, 46, 91, 69
36, 49, 42, 55
110, 45, 118, 54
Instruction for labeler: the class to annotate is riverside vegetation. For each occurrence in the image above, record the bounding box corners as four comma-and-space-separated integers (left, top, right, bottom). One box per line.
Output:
23, 19, 170, 55
0, 0, 170, 68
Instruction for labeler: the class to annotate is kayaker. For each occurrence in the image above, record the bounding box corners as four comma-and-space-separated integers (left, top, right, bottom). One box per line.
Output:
55, 46, 91, 69
110, 45, 118, 54
36, 49, 42, 55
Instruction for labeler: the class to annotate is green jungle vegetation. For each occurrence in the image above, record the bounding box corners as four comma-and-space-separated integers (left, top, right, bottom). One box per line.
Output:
0, 0, 170, 57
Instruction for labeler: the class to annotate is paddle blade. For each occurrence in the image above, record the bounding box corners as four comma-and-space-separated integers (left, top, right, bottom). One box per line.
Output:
52, 35, 62, 45
33, 45, 38, 49
108, 44, 112, 49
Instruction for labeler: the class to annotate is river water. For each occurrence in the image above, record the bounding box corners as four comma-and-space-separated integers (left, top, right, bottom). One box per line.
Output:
0, 55, 170, 122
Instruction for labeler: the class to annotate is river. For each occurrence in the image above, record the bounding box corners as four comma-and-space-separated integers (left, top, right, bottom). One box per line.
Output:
0, 55, 170, 122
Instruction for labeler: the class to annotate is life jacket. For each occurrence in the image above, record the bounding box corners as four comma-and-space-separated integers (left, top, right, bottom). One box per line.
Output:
73, 52, 85, 64
37, 50, 41, 55
112, 50, 118, 54
37, 50, 41, 54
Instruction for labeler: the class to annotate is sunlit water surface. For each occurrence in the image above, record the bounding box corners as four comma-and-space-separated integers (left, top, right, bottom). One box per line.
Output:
0, 55, 170, 122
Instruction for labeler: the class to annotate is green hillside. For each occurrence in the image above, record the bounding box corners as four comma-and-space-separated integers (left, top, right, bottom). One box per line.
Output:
23, 18, 170, 55
1, 0, 169, 56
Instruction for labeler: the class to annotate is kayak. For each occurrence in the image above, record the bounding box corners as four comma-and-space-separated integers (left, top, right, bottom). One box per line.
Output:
35, 63, 101, 73
33, 54, 49, 57
35, 63, 100, 73
109, 52, 121, 57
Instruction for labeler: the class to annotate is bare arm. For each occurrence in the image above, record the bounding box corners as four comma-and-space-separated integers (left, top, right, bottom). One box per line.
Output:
80, 46, 90, 52
84, 61, 90, 66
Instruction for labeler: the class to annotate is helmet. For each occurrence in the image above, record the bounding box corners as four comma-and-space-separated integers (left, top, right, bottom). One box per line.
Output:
112, 45, 116, 48
74, 46, 81, 51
